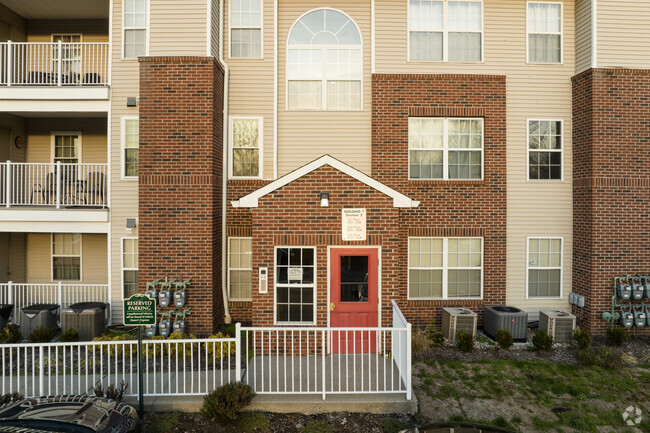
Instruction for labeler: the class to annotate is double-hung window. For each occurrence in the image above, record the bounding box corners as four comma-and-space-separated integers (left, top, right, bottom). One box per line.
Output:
287, 9, 362, 111
123, 118, 139, 178
53, 134, 79, 164
527, 237, 562, 298
52, 233, 81, 281
528, 120, 562, 180
275, 247, 315, 324
231, 118, 262, 178
409, 0, 483, 62
123, 0, 147, 59
409, 237, 482, 299
527, 2, 562, 63
122, 238, 139, 297
409, 118, 483, 180
230, 0, 262, 58
229, 238, 252, 300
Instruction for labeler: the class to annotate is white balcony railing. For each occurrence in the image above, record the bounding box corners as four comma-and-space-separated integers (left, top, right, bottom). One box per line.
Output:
0, 41, 109, 87
0, 161, 108, 208
0, 281, 111, 325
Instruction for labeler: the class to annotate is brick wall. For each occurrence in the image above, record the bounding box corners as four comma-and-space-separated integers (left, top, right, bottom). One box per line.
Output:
572, 68, 650, 336
138, 57, 224, 336
372, 74, 508, 327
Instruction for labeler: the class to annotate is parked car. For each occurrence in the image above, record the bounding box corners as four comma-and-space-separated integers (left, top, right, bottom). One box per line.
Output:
401, 422, 518, 433
0, 395, 137, 433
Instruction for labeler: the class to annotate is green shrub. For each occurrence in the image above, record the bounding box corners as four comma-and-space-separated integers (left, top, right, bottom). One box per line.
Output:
93, 380, 128, 403
456, 331, 474, 353
200, 382, 255, 423
92, 334, 137, 357
573, 328, 591, 350
427, 321, 445, 348
605, 327, 627, 347
0, 393, 22, 406
0, 324, 22, 344
28, 326, 53, 343
301, 420, 336, 433
238, 412, 271, 433
495, 328, 514, 350
59, 328, 79, 342
382, 417, 412, 433
532, 329, 554, 351
205, 332, 237, 359
145, 412, 179, 433
577, 346, 624, 369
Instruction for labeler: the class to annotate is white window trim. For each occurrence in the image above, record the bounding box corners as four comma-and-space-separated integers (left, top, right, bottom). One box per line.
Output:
285, 8, 364, 112
525, 236, 563, 299
229, 116, 264, 179
228, 0, 264, 59
273, 246, 317, 325
408, 117, 484, 181
121, 236, 139, 298
51, 233, 82, 282
51, 34, 83, 42
526, 118, 564, 182
526, 1, 563, 65
121, 116, 139, 180
122, 0, 150, 60
50, 131, 82, 164
228, 237, 253, 301
406, 0, 484, 63
407, 237, 483, 300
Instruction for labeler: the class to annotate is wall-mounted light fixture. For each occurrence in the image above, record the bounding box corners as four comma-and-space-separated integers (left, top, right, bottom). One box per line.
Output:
126, 97, 137, 107
320, 192, 329, 207
126, 218, 137, 234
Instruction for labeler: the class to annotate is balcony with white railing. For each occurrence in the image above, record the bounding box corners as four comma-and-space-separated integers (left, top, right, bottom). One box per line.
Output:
0, 41, 110, 103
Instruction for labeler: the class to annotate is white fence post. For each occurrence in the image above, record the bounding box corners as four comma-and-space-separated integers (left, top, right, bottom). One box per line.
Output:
321, 329, 326, 400
57, 281, 63, 313
57, 40, 62, 87
7, 281, 13, 306
5, 160, 11, 208
235, 322, 241, 381
406, 322, 412, 400
55, 161, 61, 209
6, 41, 11, 87
38, 346, 45, 395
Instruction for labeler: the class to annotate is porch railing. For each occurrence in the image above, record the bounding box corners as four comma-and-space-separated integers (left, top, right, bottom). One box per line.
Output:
0, 161, 108, 208
1, 337, 238, 398
0, 41, 109, 87
0, 281, 111, 324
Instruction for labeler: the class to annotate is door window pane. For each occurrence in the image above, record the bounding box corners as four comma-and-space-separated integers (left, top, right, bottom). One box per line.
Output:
340, 256, 368, 302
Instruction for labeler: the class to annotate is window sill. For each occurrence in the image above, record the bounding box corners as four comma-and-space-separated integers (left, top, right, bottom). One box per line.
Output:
407, 297, 483, 301
408, 179, 484, 185
230, 298, 252, 302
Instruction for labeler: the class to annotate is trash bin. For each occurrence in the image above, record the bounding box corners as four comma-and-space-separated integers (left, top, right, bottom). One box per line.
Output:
20, 304, 59, 337
0, 304, 13, 332
61, 302, 107, 341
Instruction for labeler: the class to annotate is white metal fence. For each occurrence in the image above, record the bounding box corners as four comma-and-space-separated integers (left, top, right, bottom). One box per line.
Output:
0, 161, 108, 208
1, 337, 238, 398
0, 41, 109, 86
1, 306, 412, 400
0, 282, 111, 324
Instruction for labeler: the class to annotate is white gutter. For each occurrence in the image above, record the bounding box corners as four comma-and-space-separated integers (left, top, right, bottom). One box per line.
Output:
219, 0, 232, 324
591, 0, 597, 68
273, 0, 278, 180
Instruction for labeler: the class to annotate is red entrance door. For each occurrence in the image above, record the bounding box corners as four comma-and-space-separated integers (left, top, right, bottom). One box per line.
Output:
330, 248, 378, 353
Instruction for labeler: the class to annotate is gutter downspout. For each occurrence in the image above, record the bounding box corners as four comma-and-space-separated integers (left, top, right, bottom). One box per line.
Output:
219, 0, 232, 324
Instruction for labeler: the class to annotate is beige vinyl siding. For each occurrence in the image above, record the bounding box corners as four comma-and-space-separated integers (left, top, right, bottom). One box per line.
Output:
110, 0, 141, 321
277, 0, 372, 176
26, 233, 107, 283
210, 0, 221, 56
149, 0, 207, 56
575, 0, 591, 73
10, 233, 27, 282
597, 0, 650, 68
0, 113, 26, 162
0, 3, 26, 41
25, 118, 107, 163
224, 0, 275, 179
26, 20, 109, 42
376, 0, 575, 313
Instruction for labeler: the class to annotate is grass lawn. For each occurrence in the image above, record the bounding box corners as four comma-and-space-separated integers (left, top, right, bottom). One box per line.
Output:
414, 358, 650, 433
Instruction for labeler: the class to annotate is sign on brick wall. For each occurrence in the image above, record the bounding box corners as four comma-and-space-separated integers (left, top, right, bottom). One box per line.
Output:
342, 208, 366, 241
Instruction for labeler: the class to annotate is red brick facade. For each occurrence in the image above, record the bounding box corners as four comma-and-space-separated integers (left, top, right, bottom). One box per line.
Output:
572, 68, 650, 336
227, 74, 507, 328
138, 57, 225, 336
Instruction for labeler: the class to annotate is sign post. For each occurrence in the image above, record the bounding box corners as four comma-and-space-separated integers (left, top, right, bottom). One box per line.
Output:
123, 294, 156, 420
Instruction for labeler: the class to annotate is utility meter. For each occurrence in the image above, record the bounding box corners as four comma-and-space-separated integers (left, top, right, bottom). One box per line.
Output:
259, 267, 268, 294
618, 284, 632, 300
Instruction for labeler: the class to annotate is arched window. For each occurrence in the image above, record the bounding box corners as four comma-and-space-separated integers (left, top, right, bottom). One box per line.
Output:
287, 9, 362, 111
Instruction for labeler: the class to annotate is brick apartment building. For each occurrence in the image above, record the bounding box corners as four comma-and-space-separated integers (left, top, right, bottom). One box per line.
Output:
0, 0, 648, 337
